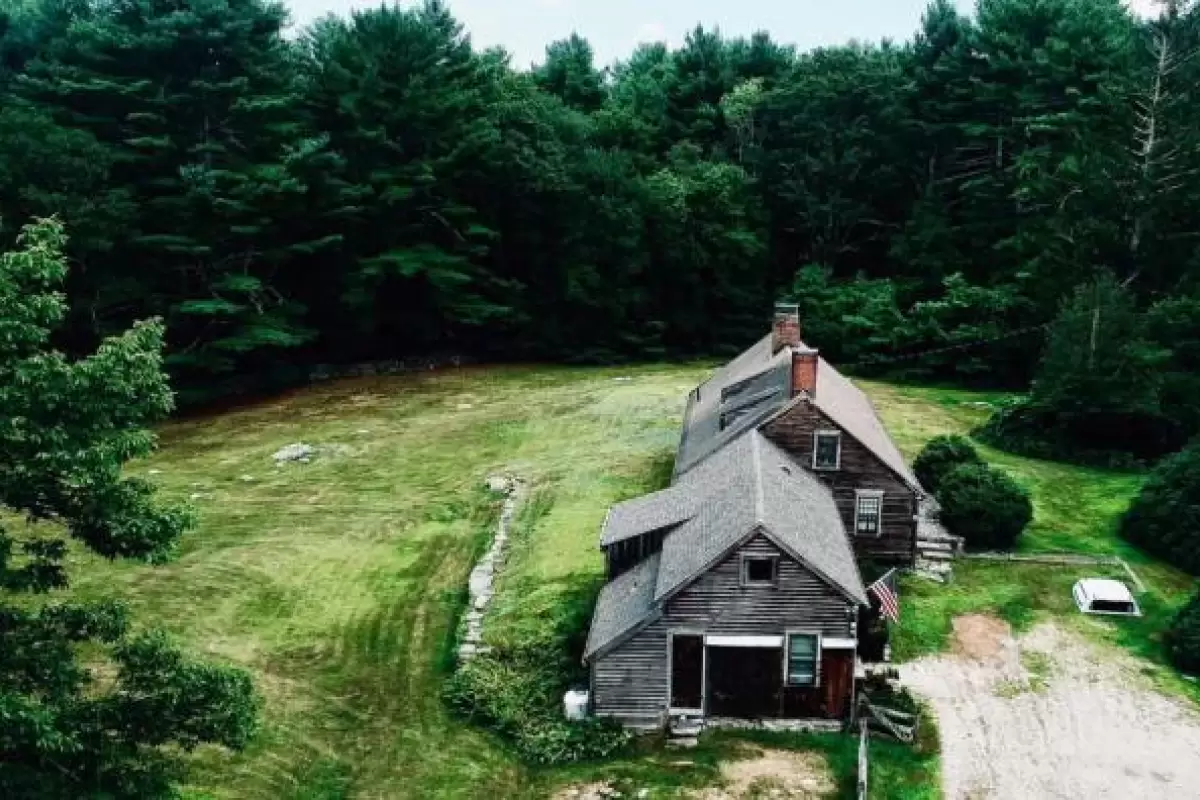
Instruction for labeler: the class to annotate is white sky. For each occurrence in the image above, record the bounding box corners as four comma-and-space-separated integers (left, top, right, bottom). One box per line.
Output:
284, 0, 1162, 68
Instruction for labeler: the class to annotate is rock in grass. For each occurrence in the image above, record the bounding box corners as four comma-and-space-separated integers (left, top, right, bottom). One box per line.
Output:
485, 475, 512, 494
273, 443, 315, 464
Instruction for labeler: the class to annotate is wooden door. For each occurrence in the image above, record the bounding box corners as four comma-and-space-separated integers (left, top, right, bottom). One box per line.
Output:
670, 634, 704, 710
820, 650, 854, 719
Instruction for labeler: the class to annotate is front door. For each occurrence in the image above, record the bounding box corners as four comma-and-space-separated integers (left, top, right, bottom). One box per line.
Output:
820, 650, 854, 718
670, 634, 704, 710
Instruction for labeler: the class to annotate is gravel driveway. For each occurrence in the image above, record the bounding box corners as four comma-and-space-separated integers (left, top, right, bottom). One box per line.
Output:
901, 615, 1200, 800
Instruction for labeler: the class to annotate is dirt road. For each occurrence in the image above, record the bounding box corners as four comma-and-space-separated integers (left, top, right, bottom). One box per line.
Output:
902, 616, 1200, 799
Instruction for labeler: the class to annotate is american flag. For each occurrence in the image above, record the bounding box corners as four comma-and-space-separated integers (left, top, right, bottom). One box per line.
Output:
869, 569, 900, 624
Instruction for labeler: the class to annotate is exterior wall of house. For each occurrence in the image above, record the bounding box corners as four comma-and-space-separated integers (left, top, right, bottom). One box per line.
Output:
590, 532, 857, 728
763, 402, 917, 564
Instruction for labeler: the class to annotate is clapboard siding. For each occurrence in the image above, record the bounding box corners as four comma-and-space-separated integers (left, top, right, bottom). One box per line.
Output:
663, 534, 855, 637
591, 617, 668, 727
764, 402, 917, 564
590, 533, 856, 726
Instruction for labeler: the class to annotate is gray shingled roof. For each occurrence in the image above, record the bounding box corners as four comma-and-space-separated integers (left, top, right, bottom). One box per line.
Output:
600, 485, 700, 546
584, 432, 866, 661
674, 334, 792, 478
675, 333, 923, 494
655, 432, 866, 605
583, 552, 661, 660
755, 434, 867, 606
810, 358, 923, 492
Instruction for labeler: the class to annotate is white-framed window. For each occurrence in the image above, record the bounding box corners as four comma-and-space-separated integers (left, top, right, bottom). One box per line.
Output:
741, 555, 778, 586
855, 490, 884, 537
812, 430, 841, 470
785, 632, 820, 687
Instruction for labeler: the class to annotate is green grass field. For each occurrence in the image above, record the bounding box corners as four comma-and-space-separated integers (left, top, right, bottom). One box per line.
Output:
864, 381, 1197, 704
32, 365, 1197, 798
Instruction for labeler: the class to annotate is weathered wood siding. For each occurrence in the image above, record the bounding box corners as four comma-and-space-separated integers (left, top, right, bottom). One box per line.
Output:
591, 616, 669, 729
662, 534, 855, 637
590, 532, 857, 727
764, 402, 917, 564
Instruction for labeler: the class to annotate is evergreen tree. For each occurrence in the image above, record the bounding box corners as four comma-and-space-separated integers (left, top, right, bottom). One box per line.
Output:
19, 0, 342, 397
534, 34, 607, 112
1031, 271, 1162, 416
301, 1, 512, 355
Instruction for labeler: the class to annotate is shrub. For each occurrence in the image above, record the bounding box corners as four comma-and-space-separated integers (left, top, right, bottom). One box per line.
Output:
938, 463, 1033, 550
1165, 593, 1200, 675
443, 636, 631, 764
913, 434, 982, 494
1120, 443, 1200, 575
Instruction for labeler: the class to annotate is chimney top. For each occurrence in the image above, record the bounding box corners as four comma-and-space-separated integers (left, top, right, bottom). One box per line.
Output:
792, 347, 819, 396
772, 303, 801, 353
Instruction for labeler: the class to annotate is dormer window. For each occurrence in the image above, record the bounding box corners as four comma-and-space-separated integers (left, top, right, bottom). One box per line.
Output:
812, 431, 841, 470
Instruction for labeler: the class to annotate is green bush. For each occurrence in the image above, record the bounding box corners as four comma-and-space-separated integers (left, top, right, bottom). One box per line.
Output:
1120, 442, 1200, 575
1165, 593, 1200, 675
913, 435, 982, 494
443, 636, 630, 764
938, 463, 1033, 550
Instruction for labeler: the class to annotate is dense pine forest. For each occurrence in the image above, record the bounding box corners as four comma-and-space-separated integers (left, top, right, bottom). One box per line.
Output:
1, 0, 1199, 438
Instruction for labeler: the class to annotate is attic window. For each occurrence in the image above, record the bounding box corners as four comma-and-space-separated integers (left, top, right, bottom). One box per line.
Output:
742, 556, 777, 586
812, 431, 841, 470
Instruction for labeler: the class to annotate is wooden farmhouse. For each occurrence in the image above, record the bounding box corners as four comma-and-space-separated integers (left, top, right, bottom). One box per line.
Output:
583, 305, 931, 729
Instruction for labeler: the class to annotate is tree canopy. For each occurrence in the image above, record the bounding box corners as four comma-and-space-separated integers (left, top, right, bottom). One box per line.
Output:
0, 0, 1196, 416
0, 218, 258, 798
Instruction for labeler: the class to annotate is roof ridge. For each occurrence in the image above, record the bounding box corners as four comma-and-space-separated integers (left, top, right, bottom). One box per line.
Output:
752, 432, 765, 525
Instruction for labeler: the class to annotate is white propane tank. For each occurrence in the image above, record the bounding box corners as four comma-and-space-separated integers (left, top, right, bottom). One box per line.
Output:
563, 689, 589, 721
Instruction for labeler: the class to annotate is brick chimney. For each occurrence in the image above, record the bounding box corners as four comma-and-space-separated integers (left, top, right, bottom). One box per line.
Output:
772, 303, 801, 353
792, 345, 819, 396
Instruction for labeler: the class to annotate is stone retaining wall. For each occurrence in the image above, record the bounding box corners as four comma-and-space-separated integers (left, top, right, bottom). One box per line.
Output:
459, 474, 524, 661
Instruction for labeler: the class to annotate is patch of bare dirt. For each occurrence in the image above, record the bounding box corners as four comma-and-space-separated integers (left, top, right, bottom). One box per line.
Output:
690, 747, 835, 799
949, 614, 1012, 663
903, 618, 1200, 800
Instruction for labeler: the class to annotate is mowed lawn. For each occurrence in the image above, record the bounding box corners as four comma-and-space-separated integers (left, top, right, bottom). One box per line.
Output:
45, 366, 1197, 799
67, 363, 710, 799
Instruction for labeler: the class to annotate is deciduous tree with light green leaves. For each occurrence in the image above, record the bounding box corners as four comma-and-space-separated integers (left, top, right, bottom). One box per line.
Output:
0, 219, 258, 799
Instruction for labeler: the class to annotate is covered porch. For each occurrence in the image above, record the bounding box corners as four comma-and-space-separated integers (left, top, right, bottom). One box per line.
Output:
667, 631, 857, 722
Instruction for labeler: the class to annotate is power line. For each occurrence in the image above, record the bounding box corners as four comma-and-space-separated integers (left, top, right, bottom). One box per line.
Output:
837, 322, 1052, 373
